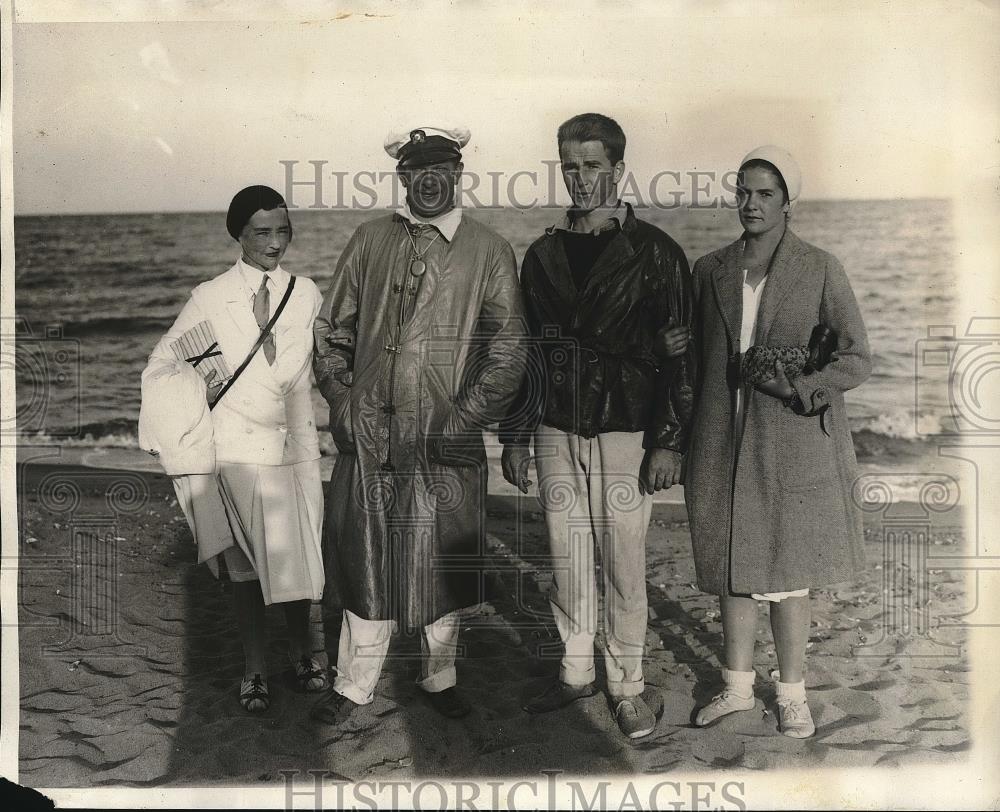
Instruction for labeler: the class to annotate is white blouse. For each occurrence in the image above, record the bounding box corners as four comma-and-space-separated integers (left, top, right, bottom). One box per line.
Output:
735, 267, 767, 418
740, 267, 767, 350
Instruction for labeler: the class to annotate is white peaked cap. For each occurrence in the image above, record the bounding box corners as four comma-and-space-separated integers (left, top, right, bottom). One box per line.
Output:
384, 125, 472, 160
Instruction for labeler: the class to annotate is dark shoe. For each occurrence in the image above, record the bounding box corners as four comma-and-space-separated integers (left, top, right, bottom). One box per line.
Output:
613, 695, 656, 739
239, 673, 270, 713
293, 655, 329, 693
423, 687, 471, 719
309, 687, 358, 725
522, 680, 598, 714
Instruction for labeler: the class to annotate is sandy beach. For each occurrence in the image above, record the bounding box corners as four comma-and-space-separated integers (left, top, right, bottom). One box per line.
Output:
16, 460, 970, 788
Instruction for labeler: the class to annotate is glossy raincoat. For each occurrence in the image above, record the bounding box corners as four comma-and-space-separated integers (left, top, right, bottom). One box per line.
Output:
314, 212, 527, 627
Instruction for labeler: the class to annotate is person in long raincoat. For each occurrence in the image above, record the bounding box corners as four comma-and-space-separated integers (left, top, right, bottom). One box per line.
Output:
310, 125, 528, 722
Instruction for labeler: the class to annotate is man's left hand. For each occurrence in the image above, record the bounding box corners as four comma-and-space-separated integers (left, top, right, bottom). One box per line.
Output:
639, 448, 682, 494
653, 322, 691, 359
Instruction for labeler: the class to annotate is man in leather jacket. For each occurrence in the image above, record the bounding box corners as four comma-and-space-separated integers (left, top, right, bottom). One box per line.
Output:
500, 113, 694, 739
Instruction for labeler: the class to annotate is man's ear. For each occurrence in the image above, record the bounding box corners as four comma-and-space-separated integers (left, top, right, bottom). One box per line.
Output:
612, 160, 626, 185
397, 166, 410, 188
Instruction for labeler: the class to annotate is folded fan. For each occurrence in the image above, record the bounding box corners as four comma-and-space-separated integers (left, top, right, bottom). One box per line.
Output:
170, 320, 233, 386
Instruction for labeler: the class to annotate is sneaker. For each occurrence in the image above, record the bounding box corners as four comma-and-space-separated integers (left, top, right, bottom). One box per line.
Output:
694, 689, 755, 727
522, 680, 598, 714
777, 698, 815, 738
614, 695, 656, 739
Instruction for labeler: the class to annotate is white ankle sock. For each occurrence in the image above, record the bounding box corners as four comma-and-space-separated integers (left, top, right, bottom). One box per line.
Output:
776, 679, 807, 704
722, 667, 755, 699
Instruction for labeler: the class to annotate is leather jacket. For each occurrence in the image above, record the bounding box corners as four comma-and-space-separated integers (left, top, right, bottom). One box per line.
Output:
500, 203, 695, 452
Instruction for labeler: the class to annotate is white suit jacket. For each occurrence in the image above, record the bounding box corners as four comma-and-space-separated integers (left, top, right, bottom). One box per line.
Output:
147, 261, 324, 466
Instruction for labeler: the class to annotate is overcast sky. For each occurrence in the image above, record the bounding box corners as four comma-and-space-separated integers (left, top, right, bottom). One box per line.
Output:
11, 0, 999, 214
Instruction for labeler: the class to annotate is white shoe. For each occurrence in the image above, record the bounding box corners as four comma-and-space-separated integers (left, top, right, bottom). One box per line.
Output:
695, 689, 755, 727
777, 698, 815, 738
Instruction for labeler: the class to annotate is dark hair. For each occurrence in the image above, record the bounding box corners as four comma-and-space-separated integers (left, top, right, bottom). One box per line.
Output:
226, 185, 291, 240
557, 113, 626, 164
737, 159, 789, 203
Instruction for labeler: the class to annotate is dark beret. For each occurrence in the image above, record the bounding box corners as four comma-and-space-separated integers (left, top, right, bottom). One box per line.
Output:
226, 185, 289, 240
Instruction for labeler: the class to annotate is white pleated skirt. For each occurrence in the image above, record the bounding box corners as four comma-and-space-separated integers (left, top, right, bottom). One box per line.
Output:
208, 459, 325, 605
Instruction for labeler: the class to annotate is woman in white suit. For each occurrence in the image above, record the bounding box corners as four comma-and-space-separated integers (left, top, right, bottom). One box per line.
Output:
142, 186, 326, 712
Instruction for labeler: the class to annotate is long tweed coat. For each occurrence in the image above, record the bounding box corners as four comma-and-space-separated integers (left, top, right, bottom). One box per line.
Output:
685, 228, 871, 595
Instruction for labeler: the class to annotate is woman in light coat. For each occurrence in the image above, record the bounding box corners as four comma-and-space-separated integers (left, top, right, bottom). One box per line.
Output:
141, 186, 327, 712
682, 147, 871, 737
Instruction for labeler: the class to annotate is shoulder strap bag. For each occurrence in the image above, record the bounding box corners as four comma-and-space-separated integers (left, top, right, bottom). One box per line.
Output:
208, 276, 297, 411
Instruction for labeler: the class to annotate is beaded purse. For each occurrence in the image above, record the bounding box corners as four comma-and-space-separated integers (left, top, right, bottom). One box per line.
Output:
740, 324, 838, 387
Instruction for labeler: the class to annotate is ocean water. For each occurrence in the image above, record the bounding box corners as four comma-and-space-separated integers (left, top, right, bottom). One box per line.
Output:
11, 200, 955, 463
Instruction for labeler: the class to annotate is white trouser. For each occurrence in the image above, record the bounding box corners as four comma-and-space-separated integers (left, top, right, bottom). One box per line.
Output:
534, 425, 653, 698
332, 609, 460, 704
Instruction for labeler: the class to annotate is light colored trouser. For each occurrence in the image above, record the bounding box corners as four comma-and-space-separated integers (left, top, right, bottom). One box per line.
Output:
332, 609, 460, 705
534, 425, 653, 698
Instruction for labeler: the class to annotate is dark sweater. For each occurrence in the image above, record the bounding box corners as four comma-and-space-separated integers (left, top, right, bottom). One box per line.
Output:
559, 225, 620, 290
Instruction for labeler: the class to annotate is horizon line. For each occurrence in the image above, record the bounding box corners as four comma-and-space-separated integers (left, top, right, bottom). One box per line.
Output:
13, 197, 951, 218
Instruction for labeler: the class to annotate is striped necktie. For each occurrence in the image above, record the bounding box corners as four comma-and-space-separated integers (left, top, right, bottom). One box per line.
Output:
252, 274, 276, 365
